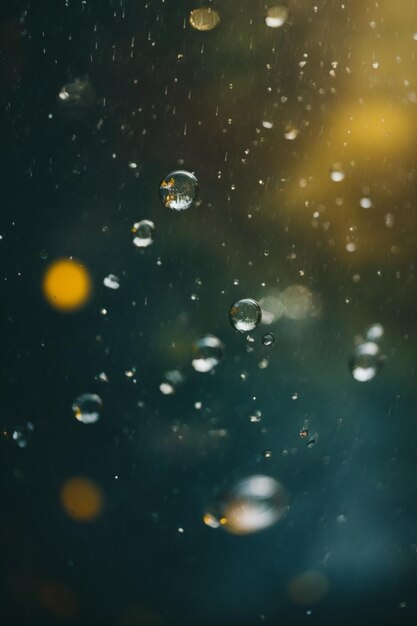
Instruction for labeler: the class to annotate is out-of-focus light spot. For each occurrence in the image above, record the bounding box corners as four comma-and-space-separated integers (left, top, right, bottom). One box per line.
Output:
189, 7, 220, 31
43, 259, 92, 311
287, 571, 329, 605
192, 335, 224, 372
349, 341, 383, 382
281, 284, 317, 320
60, 476, 104, 522
259, 294, 285, 325
39, 582, 78, 618
366, 323, 384, 341
329, 163, 346, 182
204, 475, 288, 535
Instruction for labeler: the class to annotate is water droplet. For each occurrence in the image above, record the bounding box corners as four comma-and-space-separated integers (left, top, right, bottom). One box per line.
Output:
103, 274, 120, 289
12, 422, 34, 448
192, 335, 224, 373
189, 7, 220, 31
262, 332, 275, 346
229, 298, 262, 332
58, 77, 95, 112
204, 475, 288, 535
284, 125, 299, 140
131, 219, 155, 248
159, 170, 198, 211
249, 410, 262, 423
329, 163, 346, 182
263, 449, 273, 459
349, 341, 383, 382
72, 393, 103, 424
40, 249, 48, 260
365, 323, 384, 342
160, 369, 184, 394
265, 5, 289, 28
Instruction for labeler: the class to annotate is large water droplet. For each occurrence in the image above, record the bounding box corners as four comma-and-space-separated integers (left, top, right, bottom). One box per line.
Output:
204, 475, 288, 535
189, 7, 220, 31
131, 219, 155, 248
265, 5, 289, 28
229, 298, 262, 332
192, 335, 224, 372
349, 341, 383, 382
159, 170, 198, 211
72, 393, 103, 424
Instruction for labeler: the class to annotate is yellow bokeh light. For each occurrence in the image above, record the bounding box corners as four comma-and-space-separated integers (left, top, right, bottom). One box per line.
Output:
43, 258, 92, 311
60, 476, 104, 522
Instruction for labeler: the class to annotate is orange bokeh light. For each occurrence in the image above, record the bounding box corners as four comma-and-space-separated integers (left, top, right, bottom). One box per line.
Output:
43, 258, 92, 311
60, 476, 104, 522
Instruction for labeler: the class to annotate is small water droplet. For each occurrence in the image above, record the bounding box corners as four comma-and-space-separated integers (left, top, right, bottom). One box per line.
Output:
103, 274, 120, 289
131, 220, 155, 248
229, 298, 262, 332
12, 422, 34, 448
262, 332, 275, 346
349, 341, 383, 382
329, 163, 346, 182
72, 393, 103, 424
159, 170, 198, 210
192, 335, 224, 373
249, 410, 262, 423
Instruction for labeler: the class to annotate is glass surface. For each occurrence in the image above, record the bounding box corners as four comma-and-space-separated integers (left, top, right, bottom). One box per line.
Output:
1, 1, 417, 625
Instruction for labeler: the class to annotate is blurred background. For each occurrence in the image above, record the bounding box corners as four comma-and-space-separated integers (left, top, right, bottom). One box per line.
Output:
1, 0, 417, 624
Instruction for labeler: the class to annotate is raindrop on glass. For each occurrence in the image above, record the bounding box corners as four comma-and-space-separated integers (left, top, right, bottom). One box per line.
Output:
159, 170, 198, 211
365, 323, 384, 342
349, 341, 383, 382
249, 410, 262, 423
265, 5, 289, 28
229, 298, 262, 332
131, 219, 155, 248
103, 274, 120, 290
192, 335, 224, 373
262, 332, 275, 346
12, 422, 34, 448
189, 7, 220, 31
72, 393, 103, 424
329, 163, 346, 182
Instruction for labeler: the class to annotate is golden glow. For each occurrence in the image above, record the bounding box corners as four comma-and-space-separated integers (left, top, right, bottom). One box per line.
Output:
60, 476, 104, 522
43, 258, 92, 311
39, 582, 78, 617
189, 8, 220, 32
287, 571, 329, 605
